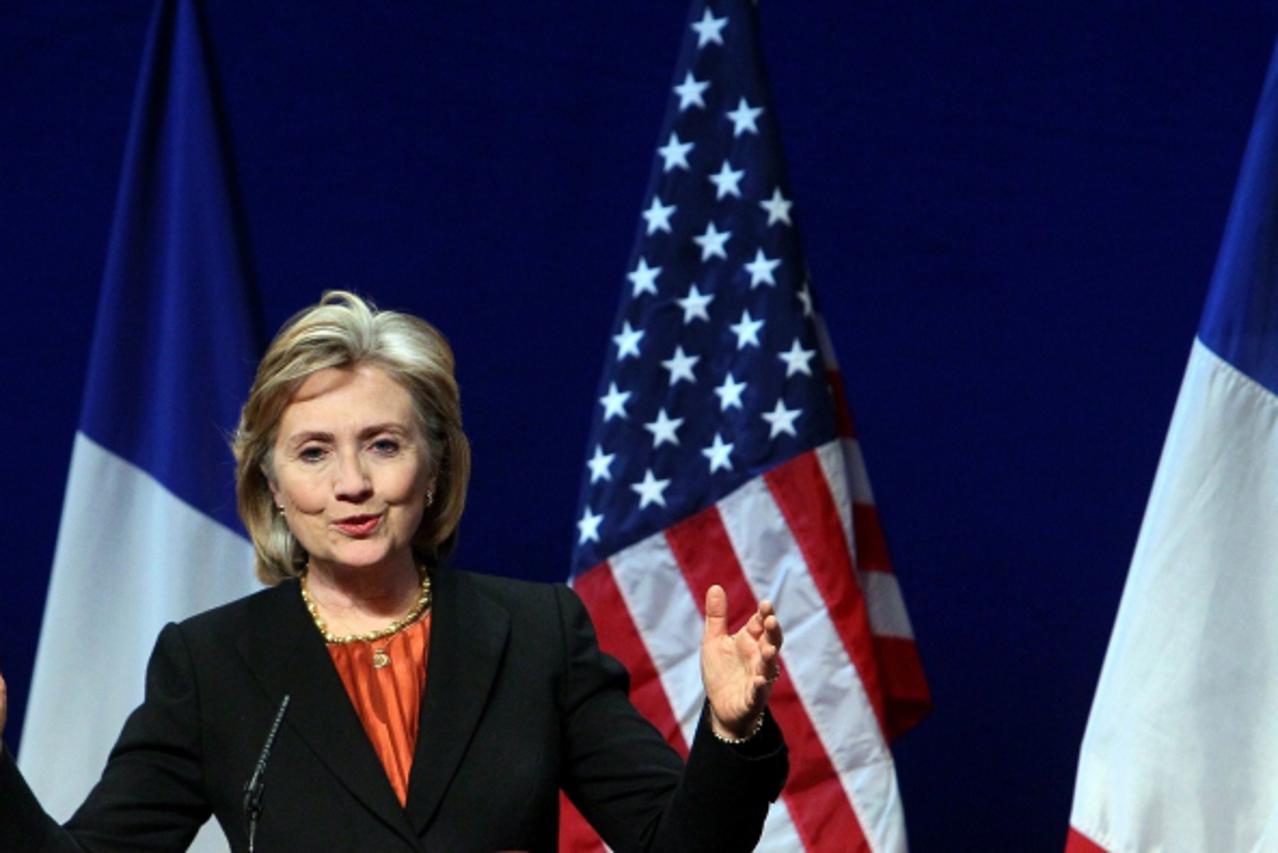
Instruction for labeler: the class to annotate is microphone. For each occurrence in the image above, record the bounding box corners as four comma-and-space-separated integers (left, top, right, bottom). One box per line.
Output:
243, 694, 290, 853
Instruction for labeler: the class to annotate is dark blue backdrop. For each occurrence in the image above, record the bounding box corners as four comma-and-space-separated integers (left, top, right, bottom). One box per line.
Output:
3, 2, 1277, 848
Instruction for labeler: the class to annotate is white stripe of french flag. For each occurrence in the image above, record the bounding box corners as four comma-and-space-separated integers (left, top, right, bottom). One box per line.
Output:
1068, 32, 1278, 853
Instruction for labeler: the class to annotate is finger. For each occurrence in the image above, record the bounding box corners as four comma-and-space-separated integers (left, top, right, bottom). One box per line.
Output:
757, 639, 778, 673
759, 632, 778, 657
754, 637, 781, 679
703, 584, 729, 642
764, 612, 783, 651
744, 599, 777, 639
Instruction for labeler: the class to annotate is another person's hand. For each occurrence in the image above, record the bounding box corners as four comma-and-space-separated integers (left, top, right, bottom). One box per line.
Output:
700, 585, 783, 740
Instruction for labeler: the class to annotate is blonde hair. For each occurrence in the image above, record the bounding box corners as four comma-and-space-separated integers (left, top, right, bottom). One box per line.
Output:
233, 290, 471, 584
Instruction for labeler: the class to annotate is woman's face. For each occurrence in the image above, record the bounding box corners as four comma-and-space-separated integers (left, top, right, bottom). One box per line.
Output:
269, 363, 433, 576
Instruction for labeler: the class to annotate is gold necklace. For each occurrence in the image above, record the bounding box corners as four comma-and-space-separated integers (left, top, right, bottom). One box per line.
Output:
300, 567, 432, 669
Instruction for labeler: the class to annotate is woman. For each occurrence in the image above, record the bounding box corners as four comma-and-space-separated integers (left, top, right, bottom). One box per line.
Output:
0, 291, 787, 851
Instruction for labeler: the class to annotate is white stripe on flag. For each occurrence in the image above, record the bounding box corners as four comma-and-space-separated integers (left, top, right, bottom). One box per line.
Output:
816, 439, 857, 557
859, 571, 914, 640
604, 497, 813, 852
716, 462, 902, 853
607, 534, 705, 746
838, 437, 877, 506
19, 433, 255, 834
756, 793, 808, 853
1070, 339, 1278, 851
816, 441, 915, 644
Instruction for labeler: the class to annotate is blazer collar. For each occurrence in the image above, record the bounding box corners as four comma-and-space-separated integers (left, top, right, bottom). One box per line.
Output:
405, 566, 511, 834
236, 579, 419, 847
234, 569, 512, 843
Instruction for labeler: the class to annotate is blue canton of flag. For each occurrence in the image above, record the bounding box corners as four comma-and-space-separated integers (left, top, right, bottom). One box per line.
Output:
571, 2, 831, 572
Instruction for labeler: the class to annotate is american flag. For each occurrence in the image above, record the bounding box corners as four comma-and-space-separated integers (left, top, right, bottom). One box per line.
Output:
564, 2, 930, 850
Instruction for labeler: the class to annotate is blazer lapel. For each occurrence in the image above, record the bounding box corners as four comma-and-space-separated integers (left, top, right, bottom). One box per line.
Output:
236, 581, 418, 847
404, 567, 511, 834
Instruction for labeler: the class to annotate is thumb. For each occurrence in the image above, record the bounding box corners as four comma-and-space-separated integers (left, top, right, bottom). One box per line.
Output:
703, 584, 728, 642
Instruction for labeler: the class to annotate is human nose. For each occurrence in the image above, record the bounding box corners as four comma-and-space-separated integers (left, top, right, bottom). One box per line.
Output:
333, 448, 373, 502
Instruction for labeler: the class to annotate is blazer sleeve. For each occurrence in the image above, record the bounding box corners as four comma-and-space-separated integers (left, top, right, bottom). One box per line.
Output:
0, 623, 211, 852
554, 584, 788, 853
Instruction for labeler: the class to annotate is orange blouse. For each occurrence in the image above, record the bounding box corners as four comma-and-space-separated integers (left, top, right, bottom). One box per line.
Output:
326, 612, 432, 806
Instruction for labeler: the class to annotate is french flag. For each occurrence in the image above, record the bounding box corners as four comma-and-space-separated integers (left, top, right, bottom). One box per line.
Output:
1068, 38, 1278, 852
18, 1, 262, 849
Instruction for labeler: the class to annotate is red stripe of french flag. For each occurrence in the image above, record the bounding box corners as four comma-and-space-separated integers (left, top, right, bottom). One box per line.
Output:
1065, 827, 1107, 852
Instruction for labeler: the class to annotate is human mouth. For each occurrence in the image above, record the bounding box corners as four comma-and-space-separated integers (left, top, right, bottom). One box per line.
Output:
333, 513, 383, 537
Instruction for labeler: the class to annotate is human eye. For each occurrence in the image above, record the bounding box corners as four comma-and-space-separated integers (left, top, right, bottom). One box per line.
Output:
297, 445, 327, 463
370, 437, 401, 455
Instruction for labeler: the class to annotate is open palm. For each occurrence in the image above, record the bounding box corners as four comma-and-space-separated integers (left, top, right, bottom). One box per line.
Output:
700, 585, 783, 739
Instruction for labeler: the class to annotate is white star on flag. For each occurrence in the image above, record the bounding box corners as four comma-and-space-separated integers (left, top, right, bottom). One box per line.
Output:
576, 505, 603, 544
599, 381, 631, 421
761, 398, 801, 438
630, 468, 671, 509
641, 196, 676, 235
643, 407, 684, 447
673, 71, 710, 111
726, 97, 764, 136
627, 257, 661, 297
676, 284, 714, 324
796, 281, 814, 317
660, 345, 700, 386
778, 337, 817, 377
759, 186, 793, 226
690, 8, 728, 48
708, 159, 745, 199
729, 309, 764, 348
569, 3, 932, 849
693, 221, 732, 261
744, 247, 780, 287
586, 445, 615, 484
701, 432, 734, 473
657, 132, 694, 172
612, 320, 644, 360
713, 373, 747, 410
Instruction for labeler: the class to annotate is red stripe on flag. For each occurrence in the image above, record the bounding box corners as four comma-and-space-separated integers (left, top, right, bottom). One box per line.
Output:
826, 369, 858, 438
572, 563, 689, 757
851, 502, 892, 574
765, 452, 888, 735
1065, 826, 1109, 853
666, 507, 872, 853
874, 636, 932, 741
564, 564, 690, 852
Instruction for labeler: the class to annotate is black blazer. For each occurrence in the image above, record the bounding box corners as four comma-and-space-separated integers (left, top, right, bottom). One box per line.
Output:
3, 568, 787, 852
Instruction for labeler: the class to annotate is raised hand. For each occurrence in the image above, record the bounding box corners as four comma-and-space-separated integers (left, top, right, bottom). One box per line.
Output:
700, 584, 783, 740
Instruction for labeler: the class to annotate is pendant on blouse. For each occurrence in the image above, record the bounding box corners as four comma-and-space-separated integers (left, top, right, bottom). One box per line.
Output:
372, 649, 390, 669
